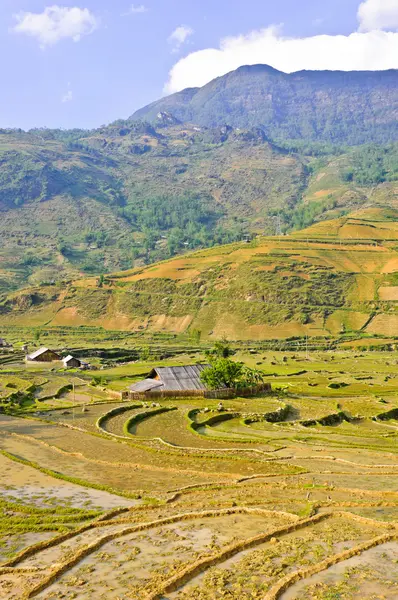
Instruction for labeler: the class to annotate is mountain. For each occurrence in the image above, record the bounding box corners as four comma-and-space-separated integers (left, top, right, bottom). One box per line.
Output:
2, 207, 398, 342
1, 123, 398, 296
2, 64, 398, 296
0, 124, 307, 292
132, 64, 398, 145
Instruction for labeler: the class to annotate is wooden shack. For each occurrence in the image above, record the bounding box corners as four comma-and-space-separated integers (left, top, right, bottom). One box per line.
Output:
128, 364, 271, 400
26, 348, 61, 363
63, 355, 82, 369
129, 364, 210, 397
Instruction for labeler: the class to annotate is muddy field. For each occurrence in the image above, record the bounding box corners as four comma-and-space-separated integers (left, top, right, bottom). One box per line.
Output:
1, 350, 398, 599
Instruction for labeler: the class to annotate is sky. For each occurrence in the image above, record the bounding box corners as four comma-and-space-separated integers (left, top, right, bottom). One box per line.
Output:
1, 0, 398, 130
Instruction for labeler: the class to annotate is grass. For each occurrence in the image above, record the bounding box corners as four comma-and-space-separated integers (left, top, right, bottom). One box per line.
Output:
1, 207, 398, 343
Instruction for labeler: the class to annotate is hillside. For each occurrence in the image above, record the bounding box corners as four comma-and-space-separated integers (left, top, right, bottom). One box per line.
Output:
132, 64, 398, 145
2, 207, 398, 341
0, 124, 307, 292
1, 122, 398, 296
2, 63, 398, 295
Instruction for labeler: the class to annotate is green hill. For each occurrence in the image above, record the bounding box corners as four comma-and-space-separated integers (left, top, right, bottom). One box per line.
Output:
0, 124, 308, 293
2, 207, 398, 342
132, 64, 398, 145
1, 123, 398, 296
2, 64, 398, 296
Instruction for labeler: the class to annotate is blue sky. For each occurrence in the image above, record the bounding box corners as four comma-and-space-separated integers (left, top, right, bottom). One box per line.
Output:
1, 0, 397, 129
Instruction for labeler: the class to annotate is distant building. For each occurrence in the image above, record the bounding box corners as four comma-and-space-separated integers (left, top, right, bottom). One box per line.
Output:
26, 348, 61, 363
129, 365, 211, 397
63, 355, 82, 369
0, 339, 11, 348
128, 364, 271, 400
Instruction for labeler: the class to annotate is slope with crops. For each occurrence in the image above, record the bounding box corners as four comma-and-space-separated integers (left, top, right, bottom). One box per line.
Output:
1, 206, 398, 341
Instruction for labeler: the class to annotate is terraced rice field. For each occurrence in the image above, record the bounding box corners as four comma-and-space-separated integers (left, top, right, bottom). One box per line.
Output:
1, 350, 398, 599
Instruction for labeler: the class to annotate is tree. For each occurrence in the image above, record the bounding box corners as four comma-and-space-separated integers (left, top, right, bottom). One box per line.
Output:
139, 346, 150, 361
200, 358, 266, 390
201, 358, 244, 390
189, 328, 202, 344
206, 338, 233, 359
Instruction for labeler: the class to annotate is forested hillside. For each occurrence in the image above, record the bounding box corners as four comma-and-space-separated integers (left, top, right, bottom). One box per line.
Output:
0, 123, 306, 292
133, 64, 398, 145
1, 64, 398, 295
2, 207, 398, 341
1, 120, 398, 295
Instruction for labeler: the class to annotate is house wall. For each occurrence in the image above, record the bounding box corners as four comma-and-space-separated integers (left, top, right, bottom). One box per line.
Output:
65, 358, 81, 368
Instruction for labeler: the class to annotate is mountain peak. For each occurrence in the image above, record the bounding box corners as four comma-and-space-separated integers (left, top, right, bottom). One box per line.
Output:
233, 63, 282, 75
131, 64, 398, 144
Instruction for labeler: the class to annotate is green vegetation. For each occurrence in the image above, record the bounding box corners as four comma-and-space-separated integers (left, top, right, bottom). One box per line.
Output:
133, 65, 398, 144
200, 358, 265, 390
4, 206, 398, 341
0, 123, 306, 291
342, 143, 398, 185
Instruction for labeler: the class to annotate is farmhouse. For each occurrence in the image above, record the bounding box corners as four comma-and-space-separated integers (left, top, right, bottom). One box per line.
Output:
129, 364, 211, 397
63, 355, 82, 369
26, 348, 61, 363
0, 338, 11, 348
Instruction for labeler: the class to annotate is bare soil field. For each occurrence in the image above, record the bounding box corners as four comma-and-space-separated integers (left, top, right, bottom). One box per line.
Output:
1, 350, 398, 599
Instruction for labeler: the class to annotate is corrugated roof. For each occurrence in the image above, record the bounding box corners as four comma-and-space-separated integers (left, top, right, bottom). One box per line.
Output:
129, 379, 164, 393
63, 355, 74, 362
152, 364, 210, 391
27, 347, 50, 360
27, 347, 60, 361
129, 364, 211, 393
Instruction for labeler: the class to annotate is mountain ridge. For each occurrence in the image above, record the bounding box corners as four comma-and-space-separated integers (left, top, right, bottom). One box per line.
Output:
132, 64, 398, 145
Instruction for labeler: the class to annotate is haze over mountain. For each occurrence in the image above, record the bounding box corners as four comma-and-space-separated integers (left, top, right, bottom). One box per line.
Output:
133, 64, 398, 145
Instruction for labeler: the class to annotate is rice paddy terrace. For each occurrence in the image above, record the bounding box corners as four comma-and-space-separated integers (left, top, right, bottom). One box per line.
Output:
2, 206, 398, 342
1, 348, 398, 599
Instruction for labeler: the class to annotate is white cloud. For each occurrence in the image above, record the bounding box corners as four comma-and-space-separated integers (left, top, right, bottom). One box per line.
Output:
12, 5, 98, 48
168, 25, 193, 53
165, 25, 398, 93
62, 90, 73, 103
123, 4, 148, 16
358, 0, 398, 32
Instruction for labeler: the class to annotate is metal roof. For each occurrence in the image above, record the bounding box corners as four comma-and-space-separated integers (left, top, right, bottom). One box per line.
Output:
129, 365, 211, 393
63, 355, 81, 364
129, 379, 164, 393
155, 364, 210, 391
27, 347, 59, 360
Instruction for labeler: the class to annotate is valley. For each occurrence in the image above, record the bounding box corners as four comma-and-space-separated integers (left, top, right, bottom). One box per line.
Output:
1, 60, 398, 600
1, 347, 398, 599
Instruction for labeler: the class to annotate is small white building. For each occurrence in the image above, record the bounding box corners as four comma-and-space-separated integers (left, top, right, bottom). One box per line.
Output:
63, 355, 90, 370
63, 355, 82, 369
